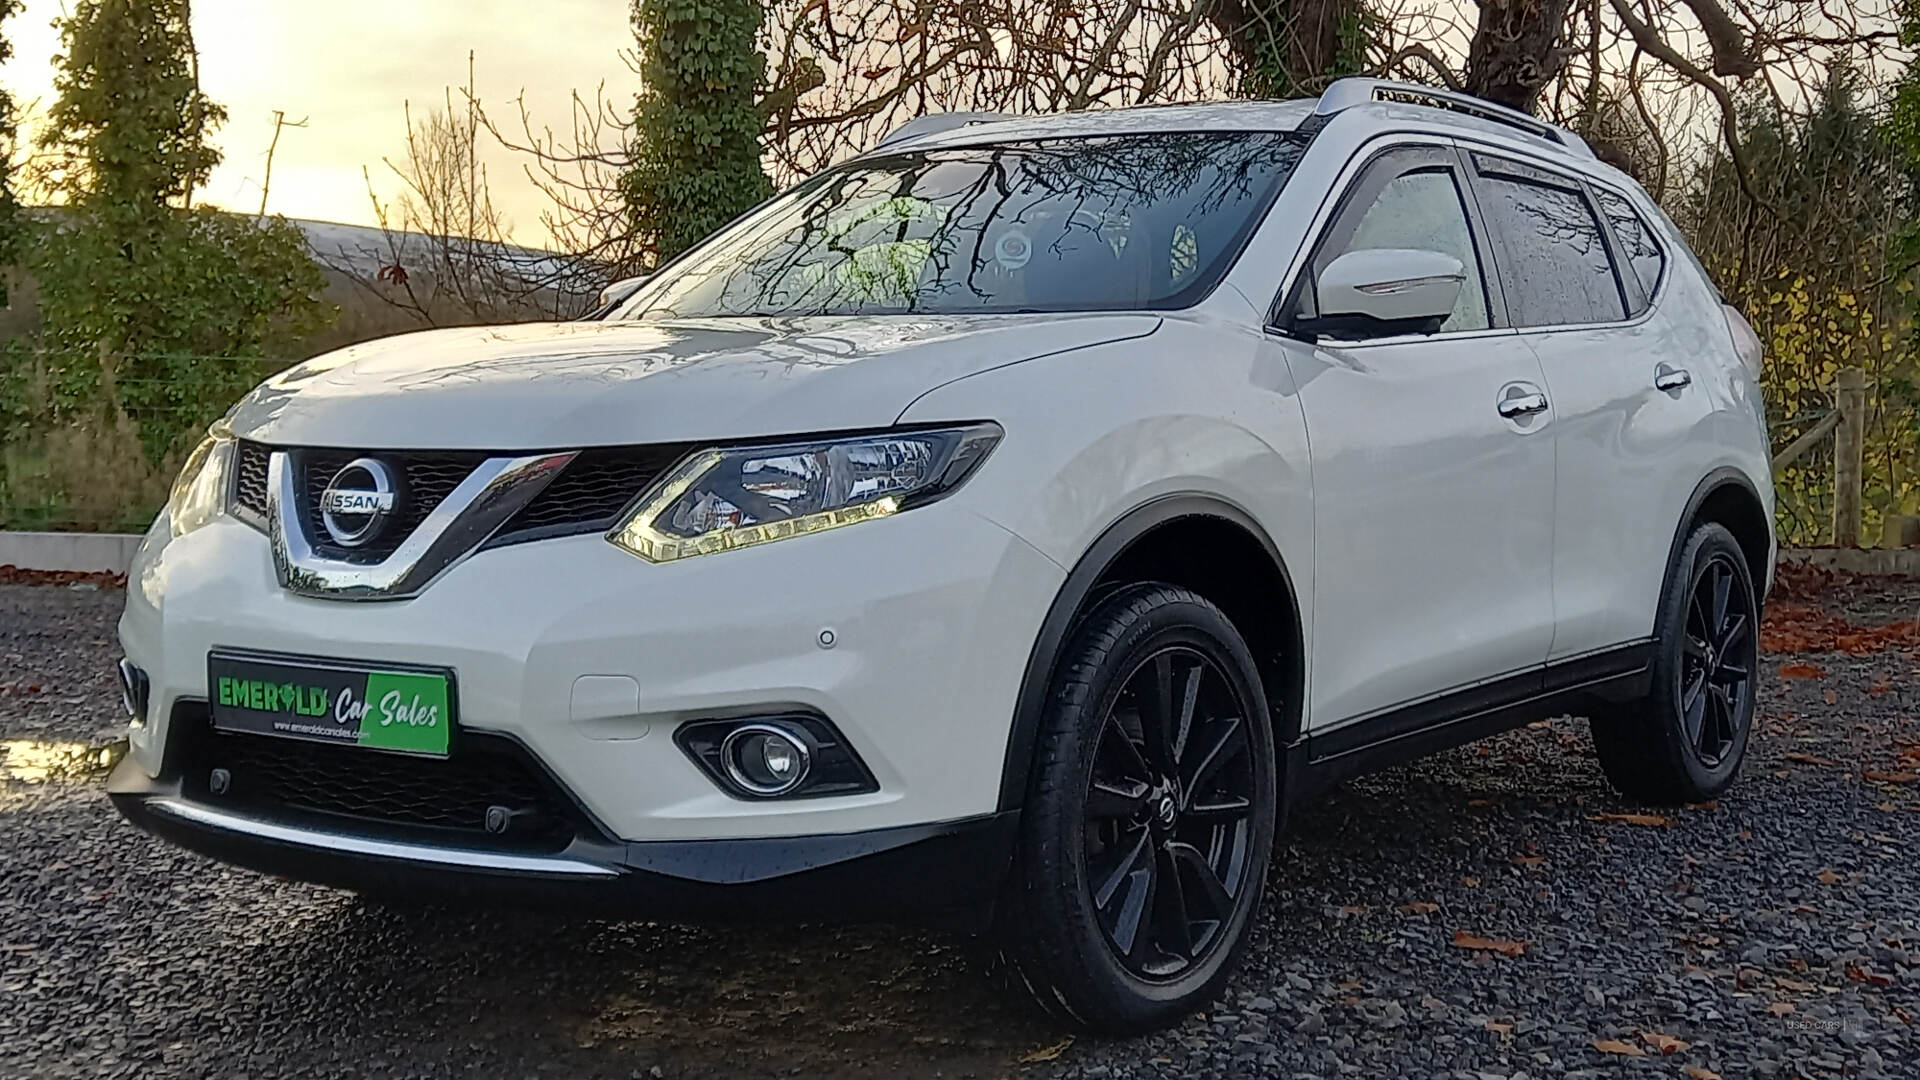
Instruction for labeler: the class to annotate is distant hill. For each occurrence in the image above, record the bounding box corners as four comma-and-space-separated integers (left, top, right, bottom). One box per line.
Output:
0, 211, 611, 359
288, 217, 606, 353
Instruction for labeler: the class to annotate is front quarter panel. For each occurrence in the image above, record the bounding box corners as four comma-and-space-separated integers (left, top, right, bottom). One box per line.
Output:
896, 304, 1315, 662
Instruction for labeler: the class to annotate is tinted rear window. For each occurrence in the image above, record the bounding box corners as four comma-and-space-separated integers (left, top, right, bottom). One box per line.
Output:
1477, 171, 1626, 327
618, 132, 1306, 319
1595, 188, 1665, 312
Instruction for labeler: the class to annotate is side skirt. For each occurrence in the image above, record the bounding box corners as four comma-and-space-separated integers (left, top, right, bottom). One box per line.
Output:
1283, 640, 1654, 803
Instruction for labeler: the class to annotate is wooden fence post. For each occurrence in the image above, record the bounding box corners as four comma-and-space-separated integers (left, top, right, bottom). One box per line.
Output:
1833, 366, 1866, 547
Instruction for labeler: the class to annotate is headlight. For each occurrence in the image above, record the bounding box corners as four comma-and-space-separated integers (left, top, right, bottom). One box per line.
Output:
165, 425, 234, 538
608, 423, 1002, 562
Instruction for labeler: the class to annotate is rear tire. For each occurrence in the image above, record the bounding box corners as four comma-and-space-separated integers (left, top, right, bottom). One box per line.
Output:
995, 584, 1276, 1034
1592, 522, 1759, 804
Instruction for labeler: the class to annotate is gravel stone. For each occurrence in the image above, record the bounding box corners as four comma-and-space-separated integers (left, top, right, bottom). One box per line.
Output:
7, 574, 1920, 1078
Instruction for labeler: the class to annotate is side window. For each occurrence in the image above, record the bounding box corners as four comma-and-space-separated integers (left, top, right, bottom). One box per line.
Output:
1595, 188, 1665, 312
1308, 159, 1491, 334
1473, 162, 1626, 327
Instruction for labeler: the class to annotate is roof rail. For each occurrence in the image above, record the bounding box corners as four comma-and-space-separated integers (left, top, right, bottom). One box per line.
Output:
1313, 78, 1594, 159
873, 111, 1016, 151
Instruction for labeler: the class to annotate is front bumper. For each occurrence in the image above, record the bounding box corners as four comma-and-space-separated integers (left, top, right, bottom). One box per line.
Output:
119, 500, 1064, 842
109, 755, 1018, 923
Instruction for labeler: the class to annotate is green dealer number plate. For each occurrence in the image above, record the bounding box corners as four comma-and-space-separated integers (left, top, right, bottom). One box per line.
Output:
207, 650, 455, 756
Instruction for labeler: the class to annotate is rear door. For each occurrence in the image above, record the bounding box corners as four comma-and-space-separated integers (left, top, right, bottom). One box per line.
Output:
1271, 141, 1557, 733
1464, 152, 1717, 659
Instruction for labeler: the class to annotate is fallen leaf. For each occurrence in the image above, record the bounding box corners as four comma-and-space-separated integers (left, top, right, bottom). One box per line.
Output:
1588, 812, 1674, 827
1824, 689, 1840, 705
1339, 905, 1369, 916
1513, 855, 1544, 868
1784, 752, 1838, 766
1767, 1002, 1795, 1017
1686, 800, 1720, 811
1484, 1020, 1513, 1035
1452, 930, 1527, 957
1778, 663, 1826, 679
1018, 1037, 1072, 1063
1817, 868, 1841, 884
1847, 965, 1894, 986
1777, 978, 1816, 991
1399, 901, 1439, 915
1640, 1032, 1691, 1054
1460, 875, 1481, 888
1684, 1067, 1723, 1080
1879, 801, 1899, 812
1593, 1038, 1645, 1055
1865, 770, 1919, 784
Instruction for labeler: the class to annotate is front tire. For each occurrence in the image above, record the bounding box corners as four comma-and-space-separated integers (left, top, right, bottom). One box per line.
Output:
1592, 521, 1759, 804
996, 584, 1277, 1034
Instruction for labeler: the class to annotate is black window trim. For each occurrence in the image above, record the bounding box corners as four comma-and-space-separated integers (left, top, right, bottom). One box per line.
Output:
1588, 180, 1669, 316
1462, 148, 1656, 333
1267, 138, 1511, 342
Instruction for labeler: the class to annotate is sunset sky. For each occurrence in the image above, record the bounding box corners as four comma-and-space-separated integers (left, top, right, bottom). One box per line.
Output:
3, 0, 645, 249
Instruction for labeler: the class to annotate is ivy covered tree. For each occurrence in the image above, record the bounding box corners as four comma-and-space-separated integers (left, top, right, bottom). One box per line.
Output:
26, 0, 332, 462
1208, 0, 1373, 100
624, 0, 771, 263
0, 0, 22, 299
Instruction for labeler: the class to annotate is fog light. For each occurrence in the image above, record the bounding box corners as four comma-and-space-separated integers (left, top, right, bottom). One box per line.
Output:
721, 724, 811, 796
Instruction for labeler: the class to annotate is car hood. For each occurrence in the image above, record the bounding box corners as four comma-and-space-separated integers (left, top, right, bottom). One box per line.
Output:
228, 314, 1160, 449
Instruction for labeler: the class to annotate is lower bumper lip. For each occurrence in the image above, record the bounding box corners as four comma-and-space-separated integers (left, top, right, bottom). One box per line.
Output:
108, 755, 1019, 923
143, 796, 618, 876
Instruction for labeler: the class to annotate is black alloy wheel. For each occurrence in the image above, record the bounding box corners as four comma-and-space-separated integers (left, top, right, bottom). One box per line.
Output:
1084, 646, 1257, 979
1678, 550, 1755, 768
996, 584, 1276, 1034
1592, 521, 1759, 804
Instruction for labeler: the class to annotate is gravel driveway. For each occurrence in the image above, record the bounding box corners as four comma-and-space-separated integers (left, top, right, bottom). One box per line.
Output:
4, 568, 1918, 1079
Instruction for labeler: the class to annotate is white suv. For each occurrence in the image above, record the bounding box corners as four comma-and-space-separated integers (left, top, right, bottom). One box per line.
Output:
110, 79, 1774, 1033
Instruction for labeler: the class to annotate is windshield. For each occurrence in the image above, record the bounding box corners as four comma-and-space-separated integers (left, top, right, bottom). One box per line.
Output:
615, 131, 1305, 320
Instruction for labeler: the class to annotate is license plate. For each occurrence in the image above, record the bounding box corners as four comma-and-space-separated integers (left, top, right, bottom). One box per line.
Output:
207, 650, 455, 756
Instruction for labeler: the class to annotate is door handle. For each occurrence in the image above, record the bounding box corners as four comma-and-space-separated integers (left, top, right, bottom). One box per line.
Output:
1497, 392, 1549, 418
1654, 367, 1692, 392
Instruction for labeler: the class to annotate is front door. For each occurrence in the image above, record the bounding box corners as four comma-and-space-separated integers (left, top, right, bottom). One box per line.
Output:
1271, 142, 1557, 732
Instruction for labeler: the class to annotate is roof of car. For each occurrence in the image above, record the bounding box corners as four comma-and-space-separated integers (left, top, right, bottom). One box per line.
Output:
873, 79, 1599, 175
881, 99, 1321, 151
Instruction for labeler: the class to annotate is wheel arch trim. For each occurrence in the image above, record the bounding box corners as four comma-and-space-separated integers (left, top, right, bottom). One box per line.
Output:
1659, 466, 1773, 613
995, 493, 1305, 811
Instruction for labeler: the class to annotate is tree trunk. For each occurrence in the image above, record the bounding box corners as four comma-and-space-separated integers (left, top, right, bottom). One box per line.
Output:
1208, 0, 1363, 99
1463, 0, 1574, 114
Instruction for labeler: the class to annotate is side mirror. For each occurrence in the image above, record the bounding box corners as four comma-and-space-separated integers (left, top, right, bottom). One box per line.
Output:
1298, 248, 1464, 340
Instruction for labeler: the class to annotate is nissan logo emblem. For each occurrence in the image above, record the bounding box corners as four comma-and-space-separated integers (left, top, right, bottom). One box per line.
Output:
319, 458, 399, 548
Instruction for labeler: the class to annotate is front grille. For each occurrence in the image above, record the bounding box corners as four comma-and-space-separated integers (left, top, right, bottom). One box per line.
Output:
232, 441, 692, 555
296, 449, 487, 563
489, 444, 692, 547
233, 440, 271, 521
175, 703, 593, 853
